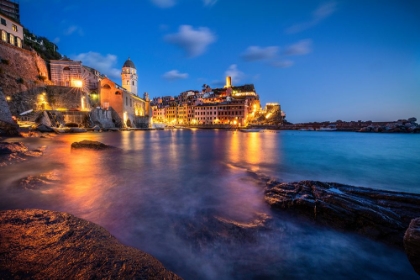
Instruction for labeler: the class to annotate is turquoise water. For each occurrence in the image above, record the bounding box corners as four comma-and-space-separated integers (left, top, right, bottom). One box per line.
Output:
1, 130, 419, 279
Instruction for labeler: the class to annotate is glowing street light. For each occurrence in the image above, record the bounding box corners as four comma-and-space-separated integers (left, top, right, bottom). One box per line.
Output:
72, 79, 83, 88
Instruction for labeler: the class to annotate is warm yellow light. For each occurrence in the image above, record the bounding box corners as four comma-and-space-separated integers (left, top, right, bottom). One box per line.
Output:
6, 96, 11, 101
266, 113, 272, 119
73, 79, 83, 88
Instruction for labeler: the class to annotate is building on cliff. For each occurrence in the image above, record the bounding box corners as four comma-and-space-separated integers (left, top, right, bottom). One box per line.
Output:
0, 0, 19, 23
0, 12, 22, 48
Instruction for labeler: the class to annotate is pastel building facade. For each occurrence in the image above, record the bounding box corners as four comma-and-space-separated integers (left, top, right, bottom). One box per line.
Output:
0, 13, 22, 48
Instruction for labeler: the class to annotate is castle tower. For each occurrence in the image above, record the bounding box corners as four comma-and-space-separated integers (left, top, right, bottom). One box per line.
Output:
121, 58, 138, 95
224, 76, 232, 88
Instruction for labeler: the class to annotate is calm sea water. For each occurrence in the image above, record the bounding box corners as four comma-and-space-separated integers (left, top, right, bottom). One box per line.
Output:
1, 130, 419, 279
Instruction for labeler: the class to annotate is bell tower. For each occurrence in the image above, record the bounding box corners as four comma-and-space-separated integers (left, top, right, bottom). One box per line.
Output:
121, 57, 138, 95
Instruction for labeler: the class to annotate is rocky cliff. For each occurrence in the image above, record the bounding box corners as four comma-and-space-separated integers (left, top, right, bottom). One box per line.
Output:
0, 41, 50, 98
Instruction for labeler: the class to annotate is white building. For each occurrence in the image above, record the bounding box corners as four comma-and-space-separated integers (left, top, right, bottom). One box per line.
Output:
0, 13, 22, 48
121, 58, 138, 96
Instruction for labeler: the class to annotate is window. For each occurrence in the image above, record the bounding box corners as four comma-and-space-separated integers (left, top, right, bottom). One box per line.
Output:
1, 18, 5, 26
132, 81, 134, 86
1, 30, 6, 42
9, 34, 14, 45
126, 97, 128, 106
16, 37, 21, 48
12, 24, 17, 32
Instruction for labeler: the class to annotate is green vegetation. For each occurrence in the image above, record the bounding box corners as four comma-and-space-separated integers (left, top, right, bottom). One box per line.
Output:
23, 28, 62, 61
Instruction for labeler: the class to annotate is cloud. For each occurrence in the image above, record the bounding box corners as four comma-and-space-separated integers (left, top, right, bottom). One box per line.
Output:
164, 25, 216, 57
271, 60, 294, 68
53, 37, 60, 44
64, 25, 84, 36
285, 1, 337, 34
71, 52, 120, 80
241, 46, 279, 61
284, 39, 312, 56
150, 0, 176, 8
163, 70, 189, 80
225, 64, 244, 84
203, 0, 218, 6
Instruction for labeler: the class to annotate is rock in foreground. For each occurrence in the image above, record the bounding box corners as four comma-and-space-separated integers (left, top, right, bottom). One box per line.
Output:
71, 140, 114, 150
265, 180, 420, 248
0, 209, 181, 280
404, 218, 420, 275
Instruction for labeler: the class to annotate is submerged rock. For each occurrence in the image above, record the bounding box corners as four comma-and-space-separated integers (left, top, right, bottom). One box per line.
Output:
0, 209, 181, 280
71, 140, 114, 150
0, 142, 44, 167
404, 218, 420, 275
264, 180, 420, 248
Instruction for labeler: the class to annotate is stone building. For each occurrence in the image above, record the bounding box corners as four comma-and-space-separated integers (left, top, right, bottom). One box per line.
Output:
49, 59, 83, 87
0, 12, 22, 48
99, 58, 151, 128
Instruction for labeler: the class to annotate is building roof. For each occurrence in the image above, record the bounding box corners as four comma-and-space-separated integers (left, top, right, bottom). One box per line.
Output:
123, 58, 136, 69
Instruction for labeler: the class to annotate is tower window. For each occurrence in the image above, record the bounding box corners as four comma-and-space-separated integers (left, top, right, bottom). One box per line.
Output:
12, 24, 18, 32
132, 81, 134, 86
1, 18, 5, 26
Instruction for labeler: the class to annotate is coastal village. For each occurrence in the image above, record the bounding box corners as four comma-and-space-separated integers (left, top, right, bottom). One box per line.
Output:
0, 0, 287, 135
2, 0, 417, 136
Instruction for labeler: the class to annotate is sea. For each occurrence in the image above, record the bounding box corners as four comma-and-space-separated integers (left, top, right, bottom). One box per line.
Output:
1, 130, 420, 279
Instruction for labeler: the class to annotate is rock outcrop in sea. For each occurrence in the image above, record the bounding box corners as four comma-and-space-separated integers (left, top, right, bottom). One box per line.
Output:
0, 142, 44, 167
71, 140, 115, 150
264, 180, 420, 248
0, 209, 181, 279
404, 218, 420, 275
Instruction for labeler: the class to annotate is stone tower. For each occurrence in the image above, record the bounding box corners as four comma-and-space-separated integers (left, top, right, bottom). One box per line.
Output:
121, 58, 138, 95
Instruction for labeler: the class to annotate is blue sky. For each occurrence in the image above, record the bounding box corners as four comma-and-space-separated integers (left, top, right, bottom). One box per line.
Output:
20, 0, 420, 123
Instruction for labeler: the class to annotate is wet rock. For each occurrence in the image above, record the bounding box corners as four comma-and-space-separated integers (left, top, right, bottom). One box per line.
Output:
404, 218, 420, 276
0, 209, 181, 280
265, 180, 420, 248
0, 142, 28, 154
15, 170, 61, 190
36, 123, 54, 132
0, 142, 45, 167
71, 140, 114, 150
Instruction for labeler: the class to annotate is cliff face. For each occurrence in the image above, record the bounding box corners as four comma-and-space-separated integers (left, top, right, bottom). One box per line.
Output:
0, 41, 50, 98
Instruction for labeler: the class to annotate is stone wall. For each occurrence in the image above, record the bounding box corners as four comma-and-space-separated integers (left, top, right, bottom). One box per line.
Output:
0, 41, 50, 97
45, 86, 91, 111
90, 107, 121, 129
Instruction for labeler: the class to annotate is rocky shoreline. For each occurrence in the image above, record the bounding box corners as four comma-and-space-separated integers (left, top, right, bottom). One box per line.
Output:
0, 209, 181, 279
264, 180, 420, 274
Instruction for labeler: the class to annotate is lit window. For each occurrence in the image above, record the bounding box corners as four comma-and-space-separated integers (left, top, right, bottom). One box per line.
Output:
1, 30, 6, 42
16, 37, 21, 47
9, 34, 14, 45
12, 24, 17, 32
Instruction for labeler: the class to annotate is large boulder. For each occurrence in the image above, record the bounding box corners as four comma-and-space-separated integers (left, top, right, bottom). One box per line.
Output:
0, 209, 181, 279
265, 180, 420, 247
71, 140, 114, 150
404, 218, 420, 275
0, 141, 28, 154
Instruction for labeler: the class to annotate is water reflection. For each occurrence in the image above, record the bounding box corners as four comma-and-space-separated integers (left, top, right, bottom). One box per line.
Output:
0, 130, 418, 279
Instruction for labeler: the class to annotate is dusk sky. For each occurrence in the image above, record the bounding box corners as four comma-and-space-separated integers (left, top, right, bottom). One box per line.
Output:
20, 0, 419, 123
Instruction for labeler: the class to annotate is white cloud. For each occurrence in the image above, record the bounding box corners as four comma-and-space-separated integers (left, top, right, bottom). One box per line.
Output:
163, 70, 189, 80
164, 25, 216, 57
150, 0, 176, 8
225, 64, 244, 84
203, 0, 218, 6
285, 1, 337, 34
284, 40, 312, 56
241, 46, 279, 61
64, 25, 84, 36
71, 52, 120, 80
